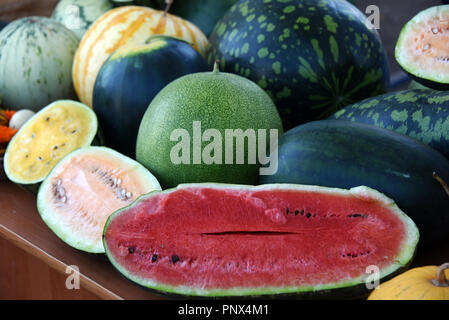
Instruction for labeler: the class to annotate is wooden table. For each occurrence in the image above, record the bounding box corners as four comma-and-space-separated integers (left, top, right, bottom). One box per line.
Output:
0, 181, 165, 300
0, 180, 448, 300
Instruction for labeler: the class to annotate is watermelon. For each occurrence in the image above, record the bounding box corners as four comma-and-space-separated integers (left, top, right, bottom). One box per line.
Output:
208, 0, 390, 129
136, 62, 283, 189
152, 0, 239, 36
3, 100, 99, 191
93, 35, 209, 158
0, 17, 79, 111
72, 5, 209, 107
395, 5, 449, 90
52, 0, 113, 39
37, 146, 161, 253
260, 120, 449, 248
329, 89, 449, 158
103, 183, 419, 298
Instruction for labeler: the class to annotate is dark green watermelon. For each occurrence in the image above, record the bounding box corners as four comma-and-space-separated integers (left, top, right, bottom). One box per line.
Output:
208, 0, 390, 130
260, 120, 449, 248
153, 0, 239, 36
329, 89, 449, 158
93, 35, 209, 158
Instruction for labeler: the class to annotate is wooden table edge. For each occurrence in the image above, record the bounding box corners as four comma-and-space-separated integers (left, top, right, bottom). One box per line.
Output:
0, 223, 123, 300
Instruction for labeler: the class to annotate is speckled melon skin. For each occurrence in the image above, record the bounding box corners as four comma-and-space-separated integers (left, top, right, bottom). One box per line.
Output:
329, 89, 449, 158
0, 17, 79, 111
208, 0, 390, 129
52, 0, 113, 39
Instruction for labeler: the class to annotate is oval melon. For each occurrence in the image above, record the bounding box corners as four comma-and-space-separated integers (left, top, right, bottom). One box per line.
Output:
37, 146, 161, 253
4, 100, 98, 188
73, 5, 209, 107
103, 183, 418, 298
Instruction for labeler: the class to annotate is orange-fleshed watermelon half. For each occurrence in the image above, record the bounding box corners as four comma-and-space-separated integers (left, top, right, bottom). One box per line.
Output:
103, 183, 419, 298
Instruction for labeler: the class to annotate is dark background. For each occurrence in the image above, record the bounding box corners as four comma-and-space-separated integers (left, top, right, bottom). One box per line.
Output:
0, 0, 443, 88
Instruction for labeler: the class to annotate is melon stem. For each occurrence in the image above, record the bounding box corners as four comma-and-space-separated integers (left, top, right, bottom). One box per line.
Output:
213, 60, 220, 75
433, 172, 449, 197
164, 0, 173, 16
431, 263, 449, 287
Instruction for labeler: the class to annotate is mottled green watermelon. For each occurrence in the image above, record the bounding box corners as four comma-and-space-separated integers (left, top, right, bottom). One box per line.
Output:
208, 0, 390, 129
0, 17, 79, 111
329, 89, 449, 158
52, 0, 113, 39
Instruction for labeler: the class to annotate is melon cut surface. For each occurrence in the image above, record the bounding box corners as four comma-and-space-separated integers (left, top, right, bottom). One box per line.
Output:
103, 183, 419, 298
396, 5, 449, 88
37, 146, 161, 253
4, 100, 98, 185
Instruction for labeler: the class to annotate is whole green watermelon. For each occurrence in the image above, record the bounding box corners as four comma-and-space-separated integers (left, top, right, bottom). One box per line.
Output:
208, 0, 390, 129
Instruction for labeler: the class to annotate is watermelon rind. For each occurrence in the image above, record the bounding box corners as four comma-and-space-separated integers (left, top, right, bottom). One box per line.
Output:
36, 146, 162, 254
103, 183, 419, 298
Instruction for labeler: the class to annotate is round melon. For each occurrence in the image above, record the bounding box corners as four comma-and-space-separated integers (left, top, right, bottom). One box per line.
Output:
37, 146, 161, 253
4, 100, 98, 188
52, 0, 113, 39
73, 5, 209, 107
136, 63, 284, 189
93, 35, 209, 158
208, 0, 390, 130
0, 17, 79, 111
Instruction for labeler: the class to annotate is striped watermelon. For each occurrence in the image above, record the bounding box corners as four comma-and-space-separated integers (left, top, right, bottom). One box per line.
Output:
52, 0, 113, 39
0, 17, 79, 111
72, 5, 209, 107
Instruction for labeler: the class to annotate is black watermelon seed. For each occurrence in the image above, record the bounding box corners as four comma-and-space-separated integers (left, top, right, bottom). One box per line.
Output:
300, 210, 304, 216
172, 255, 179, 263
306, 213, 311, 218
151, 254, 158, 262
128, 247, 135, 254
286, 208, 289, 215
294, 210, 299, 215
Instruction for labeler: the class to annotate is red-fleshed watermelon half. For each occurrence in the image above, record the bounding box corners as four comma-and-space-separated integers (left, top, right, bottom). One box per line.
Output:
103, 183, 419, 298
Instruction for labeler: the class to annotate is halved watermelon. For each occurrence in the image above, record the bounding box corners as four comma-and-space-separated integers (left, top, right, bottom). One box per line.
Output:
103, 183, 419, 298
396, 5, 449, 89
4, 100, 98, 188
37, 146, 161, 253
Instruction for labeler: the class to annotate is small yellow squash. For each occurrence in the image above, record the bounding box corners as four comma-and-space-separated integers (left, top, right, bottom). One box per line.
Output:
368, 263, 449, 300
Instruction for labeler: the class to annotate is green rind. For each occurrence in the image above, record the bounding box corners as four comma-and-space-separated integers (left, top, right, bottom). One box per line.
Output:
329, 89, 449, 158
37, 146, 161, 254
3, 100, 101, 186
103, 183, 419, 298
395, 5, 449, 89
207, 0, 390, 129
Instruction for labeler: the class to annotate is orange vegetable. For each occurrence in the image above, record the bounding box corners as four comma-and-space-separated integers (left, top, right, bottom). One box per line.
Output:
0, 125, 17, 144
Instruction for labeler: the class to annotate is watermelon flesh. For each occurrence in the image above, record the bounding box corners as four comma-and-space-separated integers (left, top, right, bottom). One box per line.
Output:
396, 5, 449, 88
104, 184, 419, 297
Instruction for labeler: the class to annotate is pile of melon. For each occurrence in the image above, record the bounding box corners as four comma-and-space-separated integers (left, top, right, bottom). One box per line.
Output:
1, 0, 449, 300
